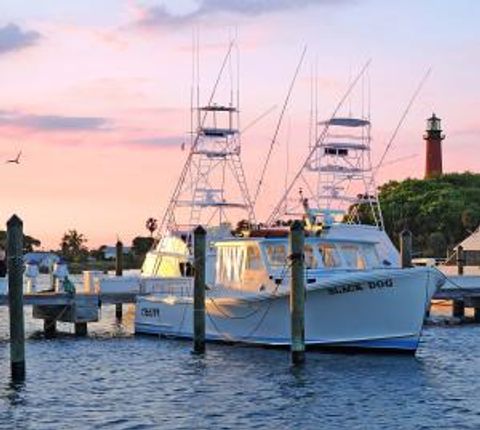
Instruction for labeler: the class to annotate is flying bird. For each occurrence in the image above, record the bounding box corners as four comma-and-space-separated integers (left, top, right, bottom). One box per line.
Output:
6, 151, 22, 164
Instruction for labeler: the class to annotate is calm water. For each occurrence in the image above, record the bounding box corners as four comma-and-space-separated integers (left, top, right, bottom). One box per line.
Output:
1, 304, 480, 430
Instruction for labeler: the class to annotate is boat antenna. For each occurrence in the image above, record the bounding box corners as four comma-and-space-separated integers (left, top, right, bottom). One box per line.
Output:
374, 67, 431, 174
252, 45, 307, 208
284, 116, 291, 212
267, 59, 371, 225
190, 28, 196, 147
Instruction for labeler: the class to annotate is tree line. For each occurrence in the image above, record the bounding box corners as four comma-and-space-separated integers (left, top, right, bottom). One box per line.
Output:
3, 173, 478, 263
353, 172, 480, 257
0, 228, 155, 267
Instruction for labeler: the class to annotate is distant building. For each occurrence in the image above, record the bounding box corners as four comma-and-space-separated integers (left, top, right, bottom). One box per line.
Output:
24, 252, 60, 269
102, 246, 132, 260
424, 113, 445, 179
454, 228, 480, 266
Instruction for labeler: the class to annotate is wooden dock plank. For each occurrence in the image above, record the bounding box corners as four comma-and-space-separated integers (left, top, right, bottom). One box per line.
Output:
0, 292, 139, 307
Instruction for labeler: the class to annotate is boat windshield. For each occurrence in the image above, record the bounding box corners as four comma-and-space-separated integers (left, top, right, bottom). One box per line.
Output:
319, 243, 341, 267
263, 240, 381, 271
246, 244, 263, 270
305, 245, 318, 269
363, 245, 381, 267
265, 244, 287, 268
339, 243, 366, 269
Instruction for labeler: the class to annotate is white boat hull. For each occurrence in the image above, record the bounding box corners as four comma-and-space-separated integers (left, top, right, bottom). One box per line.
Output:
135, 267, 443, 353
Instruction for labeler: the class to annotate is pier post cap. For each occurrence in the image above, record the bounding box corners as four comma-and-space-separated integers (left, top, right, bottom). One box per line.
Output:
290, 220, 304, 231
194, 225, 206, 236
7, 214, 23, 228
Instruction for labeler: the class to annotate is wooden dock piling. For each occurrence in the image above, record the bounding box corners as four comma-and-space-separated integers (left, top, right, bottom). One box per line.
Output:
193, 226, 206, 354
400, 229, 413, 268
453, 246, 465, 318
456, 245, 464, 276
115, 240, 123, 320
75, 322, 87, 336
7, 215, 26, 381
290, 220, 305, 365
453, 300, 465, 319
44, 319, 56, 338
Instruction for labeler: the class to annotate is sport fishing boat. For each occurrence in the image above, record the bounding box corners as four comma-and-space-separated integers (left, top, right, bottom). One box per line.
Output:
135, 60, 444, 353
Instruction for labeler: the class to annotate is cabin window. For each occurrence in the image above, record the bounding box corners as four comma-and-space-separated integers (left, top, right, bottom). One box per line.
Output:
363, 245, 380, 267
340, 244, 366, 269
319, 244, 341, 267
304, 245, 318, 269
246, 244, 262, 270
216, 246, 247, 285
265, 244, 287, 267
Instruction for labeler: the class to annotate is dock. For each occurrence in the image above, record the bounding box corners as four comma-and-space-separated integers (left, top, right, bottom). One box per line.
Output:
433, 286, 480, 320
0, 292, 138, 336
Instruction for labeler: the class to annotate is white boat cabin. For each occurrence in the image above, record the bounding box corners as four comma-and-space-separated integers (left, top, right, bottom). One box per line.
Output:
214, 236, 390, 293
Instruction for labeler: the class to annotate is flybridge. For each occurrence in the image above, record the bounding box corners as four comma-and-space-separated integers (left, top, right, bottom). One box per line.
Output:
153, 40, 255, 239
266, 60, 384, 230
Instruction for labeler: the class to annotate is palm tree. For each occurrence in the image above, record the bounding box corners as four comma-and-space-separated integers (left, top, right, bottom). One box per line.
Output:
60, 229, 88, 261
145, 218, 158, 237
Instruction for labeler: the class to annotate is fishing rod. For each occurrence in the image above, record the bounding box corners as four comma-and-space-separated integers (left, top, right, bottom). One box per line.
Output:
373, 153, 418, 171
374, 67, 432, 174
267, 59, 372, 225
241, 105, 277, 134
252, 45, 308, 208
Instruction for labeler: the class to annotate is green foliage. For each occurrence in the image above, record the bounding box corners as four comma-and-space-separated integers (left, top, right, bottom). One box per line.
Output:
0, 230, 41, 253
90, 245, 107, 261
60, 229, 88, 262
427, 232, 447, 257
374, 172, 480, 257
461, 208, 479, 233
132, 236, 154, 257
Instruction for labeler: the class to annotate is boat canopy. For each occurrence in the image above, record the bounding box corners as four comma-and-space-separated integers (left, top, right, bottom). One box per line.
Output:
199, 105, 237, 112
319, 118, 370, 127
200, 127, 237, 137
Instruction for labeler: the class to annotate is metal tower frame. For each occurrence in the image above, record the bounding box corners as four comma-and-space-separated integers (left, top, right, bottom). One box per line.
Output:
267, 61, 384, 229
156, 40, 255, 244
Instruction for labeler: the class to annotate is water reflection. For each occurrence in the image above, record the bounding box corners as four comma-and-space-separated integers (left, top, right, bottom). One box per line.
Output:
0, 304, 479, 429
5, 380, 26, 407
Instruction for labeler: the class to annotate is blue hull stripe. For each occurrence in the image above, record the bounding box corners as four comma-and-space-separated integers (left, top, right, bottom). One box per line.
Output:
135, 323, 419, 351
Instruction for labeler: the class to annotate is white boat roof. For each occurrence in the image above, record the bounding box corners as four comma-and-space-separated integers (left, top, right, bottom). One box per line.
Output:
214, 231, 380, 246
456, 228, 480, 251
200, 127, 237, 137
319, 117, 370, 127
321, 142, 369, 150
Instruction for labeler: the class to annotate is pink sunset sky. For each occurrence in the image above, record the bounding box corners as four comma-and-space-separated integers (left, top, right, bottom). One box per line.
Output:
0, 0, 478, 249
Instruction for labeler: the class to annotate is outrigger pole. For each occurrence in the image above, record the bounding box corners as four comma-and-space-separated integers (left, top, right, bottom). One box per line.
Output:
266, 59, 372, 225
252, 45, 308, 209
241, 105, 277, 134
373, 67, 432, 175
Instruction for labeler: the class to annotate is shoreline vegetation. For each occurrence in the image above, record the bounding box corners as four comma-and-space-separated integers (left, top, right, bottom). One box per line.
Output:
1, 173, 478, 271
351, 172, 480, 257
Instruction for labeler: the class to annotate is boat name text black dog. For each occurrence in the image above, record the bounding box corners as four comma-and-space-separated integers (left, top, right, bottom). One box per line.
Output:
327, 278, 394, 295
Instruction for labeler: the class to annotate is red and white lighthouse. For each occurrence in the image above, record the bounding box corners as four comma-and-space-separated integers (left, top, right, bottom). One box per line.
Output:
424, 113, 445, 179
